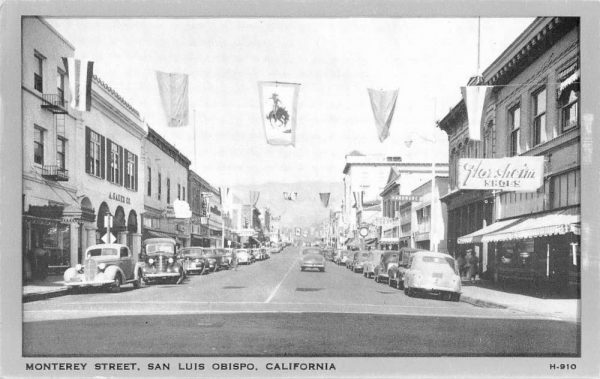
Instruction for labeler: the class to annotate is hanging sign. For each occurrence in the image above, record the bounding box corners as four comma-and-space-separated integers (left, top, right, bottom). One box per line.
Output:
458, 157, 544, 191
258, 81, 300, 146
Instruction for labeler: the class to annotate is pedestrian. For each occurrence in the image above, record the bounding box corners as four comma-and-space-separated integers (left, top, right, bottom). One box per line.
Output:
33, 246, 49, 280
231, 249, 239, 271
455, 252, 466, 278
467, 249, 479, 282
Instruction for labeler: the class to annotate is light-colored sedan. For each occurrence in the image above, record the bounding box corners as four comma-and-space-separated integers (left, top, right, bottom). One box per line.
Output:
236, 249, 251, 264
300, 247, 325, 272
403, 251, 461, 301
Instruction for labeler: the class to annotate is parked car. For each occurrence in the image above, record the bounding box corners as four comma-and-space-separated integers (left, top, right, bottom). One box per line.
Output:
214, 248, 232, 270
236, 249, 251, 264
333, 249, 344, 264
374, 250, 400, 283
300, 247, 325, 272
403, 251, 461, 301
323, 248, 335, 261
352, 251, 371, 273
260, 247, 270, 260
140, 238, 185, 284
249, 249, 260, 262
338, 250, 352, 266
363, 250, 384, 278
63, 243, 143, 293
388, 248, 428, 289
179, 247, 207, 275
222, 248, 235, 266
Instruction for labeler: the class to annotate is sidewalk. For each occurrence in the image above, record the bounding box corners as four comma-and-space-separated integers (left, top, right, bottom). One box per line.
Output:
23, 275, 68, 303
460, 279, 580, 323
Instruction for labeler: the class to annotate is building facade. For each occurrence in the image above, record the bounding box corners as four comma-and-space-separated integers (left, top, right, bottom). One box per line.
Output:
438, 17, 580, 291
188, 170, 224, 247
409, 176, 449, 252
142, 127, 191, 246
22, 17, 146, 278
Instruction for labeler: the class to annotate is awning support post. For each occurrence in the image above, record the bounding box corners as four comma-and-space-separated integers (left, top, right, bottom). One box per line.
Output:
546, 243, 550, 277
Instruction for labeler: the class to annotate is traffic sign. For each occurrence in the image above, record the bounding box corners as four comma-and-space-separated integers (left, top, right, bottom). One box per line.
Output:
101, 232, 116, 244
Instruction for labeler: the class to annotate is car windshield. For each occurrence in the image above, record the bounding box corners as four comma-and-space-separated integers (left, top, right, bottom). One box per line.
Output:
420, 256, 455, 268
145, 243, 175, 255
87, 248, 117, 257
302, 248, 321, 255
180, 249, 203, 258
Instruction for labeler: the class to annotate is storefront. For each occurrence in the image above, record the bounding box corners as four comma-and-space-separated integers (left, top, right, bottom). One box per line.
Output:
458, 207, 580, 293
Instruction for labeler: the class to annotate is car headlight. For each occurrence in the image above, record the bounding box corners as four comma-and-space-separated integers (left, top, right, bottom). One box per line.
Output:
98, 263, 106, 271
75, 264, 83, 271
168, 257, 174, 264
148, 258, 154, 265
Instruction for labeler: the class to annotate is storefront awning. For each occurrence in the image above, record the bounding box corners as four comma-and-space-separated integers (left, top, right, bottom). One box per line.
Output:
365, 238, 378, 246
379, 237, 398, 244
458, 208, 580, 244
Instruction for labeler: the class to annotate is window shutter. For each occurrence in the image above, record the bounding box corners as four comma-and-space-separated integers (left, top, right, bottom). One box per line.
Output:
134, 154, 138, 191
100, 135, 106, 179
85, 127, 90, 174
119, 145, 124, 186
123, 148, 130, 188
106, 139, 112, 181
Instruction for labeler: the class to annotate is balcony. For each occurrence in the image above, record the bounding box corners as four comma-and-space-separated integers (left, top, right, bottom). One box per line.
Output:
41, 165, 69, 181
41, 94, 68, 114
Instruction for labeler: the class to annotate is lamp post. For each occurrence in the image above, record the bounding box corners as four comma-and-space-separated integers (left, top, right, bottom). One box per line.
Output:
404, 133, 439, 253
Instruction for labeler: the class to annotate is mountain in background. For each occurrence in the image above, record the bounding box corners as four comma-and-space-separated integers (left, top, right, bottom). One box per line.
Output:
231, 181, 344, 228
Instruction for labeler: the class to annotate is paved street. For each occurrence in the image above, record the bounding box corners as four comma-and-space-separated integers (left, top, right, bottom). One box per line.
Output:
23, 247, 579, 356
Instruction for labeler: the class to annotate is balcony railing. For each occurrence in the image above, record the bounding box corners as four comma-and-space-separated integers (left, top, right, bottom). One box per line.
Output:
41, 94, 68, 114
41, 165, 69, 181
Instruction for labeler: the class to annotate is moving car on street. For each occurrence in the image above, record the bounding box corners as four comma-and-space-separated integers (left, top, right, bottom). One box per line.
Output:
63, 243, 143, 293
179, 247, 207, 275
374, 250, 400, 284
300, 247, 325, 272
388, 247, 427, 289
351, 251, 371, 273
363, 250, 384, 278
140, 238, 185, 284
403, 251, 461, 301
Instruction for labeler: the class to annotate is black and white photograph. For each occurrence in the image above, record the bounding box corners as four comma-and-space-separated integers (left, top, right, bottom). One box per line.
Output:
1, 1, 599, 378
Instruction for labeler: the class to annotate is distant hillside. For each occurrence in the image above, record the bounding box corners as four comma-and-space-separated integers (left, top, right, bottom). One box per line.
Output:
231, 181, 343, 228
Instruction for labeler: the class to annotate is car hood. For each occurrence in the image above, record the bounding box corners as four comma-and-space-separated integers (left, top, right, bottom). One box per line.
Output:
86, 256, 120, 263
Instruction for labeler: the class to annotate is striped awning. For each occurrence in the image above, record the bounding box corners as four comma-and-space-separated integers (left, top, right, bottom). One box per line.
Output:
457, 208, 580, 244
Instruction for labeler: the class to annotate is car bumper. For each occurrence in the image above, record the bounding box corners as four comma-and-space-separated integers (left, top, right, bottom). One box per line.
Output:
143, 272, 181, 279
412, 283, 461, 294
301, 263, 324, 268
64, 279, 115, 287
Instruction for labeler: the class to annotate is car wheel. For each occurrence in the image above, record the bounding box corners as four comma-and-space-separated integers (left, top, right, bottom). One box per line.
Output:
111, 273, 122, 293
404, 285, 409, 296
406, 287, 414, 297
133, 270, 142, 289
397, 277, 404, 290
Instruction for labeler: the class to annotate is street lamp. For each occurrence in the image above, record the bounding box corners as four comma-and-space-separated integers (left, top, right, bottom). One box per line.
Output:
404, 133, 439, 253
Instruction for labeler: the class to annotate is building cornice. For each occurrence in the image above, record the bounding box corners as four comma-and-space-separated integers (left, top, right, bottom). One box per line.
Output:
91, 84, 146, 141
147, 127, 191, 168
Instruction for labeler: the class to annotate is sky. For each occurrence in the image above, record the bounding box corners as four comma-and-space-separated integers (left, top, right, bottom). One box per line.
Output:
48, 17, 534, 188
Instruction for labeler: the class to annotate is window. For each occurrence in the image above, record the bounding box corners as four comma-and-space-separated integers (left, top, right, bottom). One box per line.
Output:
549, 170, 580, 209
34, 125, 44, 165
560, 88, 579, 132
124, 151, 135, 190
182, 187, 186, 201
532, 88, 547, 146
167, 178, 171, 204
56, 137, 66, 169
88, 129, 102, 177
483, 121, 495, 158
57, 69, 65, 104
509, 105, 521, 156
34, 53, 43, 92
158, 173, 162, 200
109, 143, 121, 184
120, 247, 129, 258
177, 183, 181, 200
147, 167, 152, 196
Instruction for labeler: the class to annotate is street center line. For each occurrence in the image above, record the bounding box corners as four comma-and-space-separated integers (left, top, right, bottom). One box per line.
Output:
264, 259, 297, 303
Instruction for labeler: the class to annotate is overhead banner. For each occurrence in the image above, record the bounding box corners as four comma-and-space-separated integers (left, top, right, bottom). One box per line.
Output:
258, 81, 300, 146
458, 157, 545, 191
283, 192, 298, 201
461, 85, 491, 141
156, 71, 189, 127
63, 57, 94, 111
367, 88, 398, 142
319, 192, 331, 208
249, 191, 260, 207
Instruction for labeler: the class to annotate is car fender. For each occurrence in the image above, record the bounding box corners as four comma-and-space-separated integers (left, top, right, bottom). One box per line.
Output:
103, 265, 125, 281
133, 262, 144, 279
64, 267, 79, 282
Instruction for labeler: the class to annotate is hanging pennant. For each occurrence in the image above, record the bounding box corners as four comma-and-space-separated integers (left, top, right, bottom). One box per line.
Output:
319, 192, 331, 208
156, 71, 189, 127
249, 191, 260, 207
367, 88, 399, 142
219, 187, 232, 213
461, 85, 491, 141
258, 81, 300, 146
283, 192, 298, 201
62, 57, 94, 111
353, 191, 363, 210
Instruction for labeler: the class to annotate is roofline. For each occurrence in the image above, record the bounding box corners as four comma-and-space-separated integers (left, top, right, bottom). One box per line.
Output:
37, 17, 76, 51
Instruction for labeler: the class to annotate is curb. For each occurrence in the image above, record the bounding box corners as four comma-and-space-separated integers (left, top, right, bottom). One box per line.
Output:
460, 295, 508, 309
23, 288, 69, 303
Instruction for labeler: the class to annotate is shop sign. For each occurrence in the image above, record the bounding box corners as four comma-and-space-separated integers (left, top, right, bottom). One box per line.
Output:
108, 192, 131, 205
238, 229, 256, 237
390, 195, 421, 202
458, 157, 544, 191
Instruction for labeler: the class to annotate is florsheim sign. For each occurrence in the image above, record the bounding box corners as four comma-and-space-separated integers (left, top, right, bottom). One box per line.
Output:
458, 157, 544, 191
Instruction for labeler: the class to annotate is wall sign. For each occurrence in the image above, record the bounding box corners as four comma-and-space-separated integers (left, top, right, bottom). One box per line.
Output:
458, 157, 544, 191
108, 192, 131, 204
